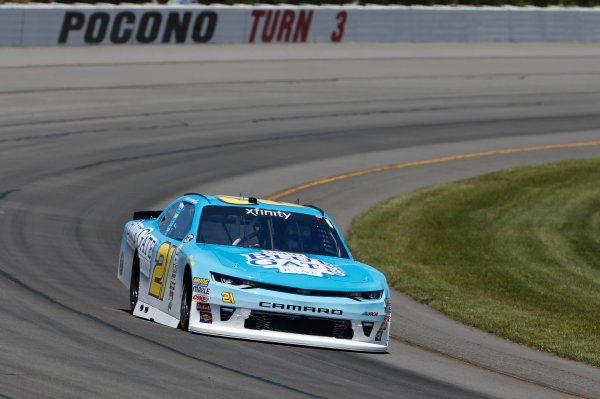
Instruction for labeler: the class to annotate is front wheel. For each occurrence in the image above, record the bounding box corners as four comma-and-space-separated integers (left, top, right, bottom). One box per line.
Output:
129, 256, 140, 314
180, 276, 191, 331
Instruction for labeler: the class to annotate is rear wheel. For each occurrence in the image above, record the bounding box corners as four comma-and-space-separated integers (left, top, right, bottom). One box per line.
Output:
180, 274, 191, 331
129, 256, 140, 314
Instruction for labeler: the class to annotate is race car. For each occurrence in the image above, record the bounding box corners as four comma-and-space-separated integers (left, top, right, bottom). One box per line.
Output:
117, 194, 391, 352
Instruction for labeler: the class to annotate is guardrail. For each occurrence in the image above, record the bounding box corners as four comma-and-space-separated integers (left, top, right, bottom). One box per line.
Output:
2, 4, 600, 46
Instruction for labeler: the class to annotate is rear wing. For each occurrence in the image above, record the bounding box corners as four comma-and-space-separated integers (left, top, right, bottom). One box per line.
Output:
132, 210, 162, 220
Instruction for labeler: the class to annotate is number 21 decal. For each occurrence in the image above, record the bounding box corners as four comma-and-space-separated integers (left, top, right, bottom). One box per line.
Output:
149, 242, 176, 300
222, 292, 235, 304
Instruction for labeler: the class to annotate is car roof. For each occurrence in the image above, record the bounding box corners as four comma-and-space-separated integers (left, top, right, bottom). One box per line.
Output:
180, 194, 326, 217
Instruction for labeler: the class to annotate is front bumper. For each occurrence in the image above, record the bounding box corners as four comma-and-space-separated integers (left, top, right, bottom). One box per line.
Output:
188, 285, 390, 352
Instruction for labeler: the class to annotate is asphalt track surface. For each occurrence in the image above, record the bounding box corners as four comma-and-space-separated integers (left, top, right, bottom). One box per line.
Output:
1, 43, 600, 399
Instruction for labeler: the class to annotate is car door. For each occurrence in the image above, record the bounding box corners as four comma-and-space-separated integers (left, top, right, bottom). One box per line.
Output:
146, 201, 196, 315
139, 201, 181, 307
162, 202, 197, 315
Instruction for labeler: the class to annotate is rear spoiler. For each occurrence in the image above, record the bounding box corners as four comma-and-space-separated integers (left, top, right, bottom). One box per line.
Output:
133, 210, 162, 220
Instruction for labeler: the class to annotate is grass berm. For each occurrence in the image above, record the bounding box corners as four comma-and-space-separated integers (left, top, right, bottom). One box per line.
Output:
347, 158, 600, 366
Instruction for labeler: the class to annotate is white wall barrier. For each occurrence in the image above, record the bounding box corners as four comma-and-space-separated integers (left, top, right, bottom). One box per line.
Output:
2, 4, 600, 46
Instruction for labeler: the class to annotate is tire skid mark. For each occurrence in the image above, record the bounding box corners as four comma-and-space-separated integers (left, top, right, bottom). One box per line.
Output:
4, 70, 600, 96
0, 78, 339, 96
0, 189, 20, 200
2, 91, 597, 130
0, 122, 187, 144
73, 130, 340, 170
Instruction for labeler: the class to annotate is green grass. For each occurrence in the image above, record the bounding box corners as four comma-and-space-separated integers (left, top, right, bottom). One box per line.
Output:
347, 158, 600, 366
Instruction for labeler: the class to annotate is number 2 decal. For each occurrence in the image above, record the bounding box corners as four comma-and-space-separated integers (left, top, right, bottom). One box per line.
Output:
149, 242, 176, 300
331, 11, 347, 42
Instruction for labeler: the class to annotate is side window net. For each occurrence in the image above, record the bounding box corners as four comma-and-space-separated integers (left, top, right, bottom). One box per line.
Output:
168, 203, 195, 241
158, 203, 180, 235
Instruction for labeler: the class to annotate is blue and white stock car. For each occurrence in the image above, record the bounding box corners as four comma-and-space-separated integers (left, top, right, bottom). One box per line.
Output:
117, 194, 391, 352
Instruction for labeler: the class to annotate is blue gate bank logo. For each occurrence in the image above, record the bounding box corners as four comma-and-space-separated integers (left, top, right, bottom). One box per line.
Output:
242, 251, 345, 277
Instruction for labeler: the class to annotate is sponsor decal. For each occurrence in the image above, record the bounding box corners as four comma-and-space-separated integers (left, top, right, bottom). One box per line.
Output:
216, 195, 255, 205
324, 218, 334, 229
221, 292, 235, 304
193, 285, 210, 295
173, 243, 184, 266
126, 221, 144, 247
138, 231, 158, 263
245, 208, 291, 219
375, 321, 387, 342
127, 222, 158, 277
193, 294, 210, 303
58, 11, 217, 45
197, 303, 211, 312
216, 196, 306, 208
200, 311, 212, 324
184, 197, 200, 204
374, 307, 391, 342
193, 277, 209, 287
259, 199, 306, 208
167, 263, 178, 311
385, 297, 392, 314
259, 301, 342, 315
362, 312, 379, 317
183, 234, 195, 243
168, 291, 174, 311
242, 251, 345, 278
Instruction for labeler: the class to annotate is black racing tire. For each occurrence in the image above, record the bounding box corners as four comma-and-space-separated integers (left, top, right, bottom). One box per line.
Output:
180, 273, 192, 331
129, 255, 140, 314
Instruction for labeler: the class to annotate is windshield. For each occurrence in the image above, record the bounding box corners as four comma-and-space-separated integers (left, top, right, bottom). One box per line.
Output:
197, 206, 350, 259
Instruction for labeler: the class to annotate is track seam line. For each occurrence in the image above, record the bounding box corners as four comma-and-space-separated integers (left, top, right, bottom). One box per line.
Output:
390, 335, 586, 399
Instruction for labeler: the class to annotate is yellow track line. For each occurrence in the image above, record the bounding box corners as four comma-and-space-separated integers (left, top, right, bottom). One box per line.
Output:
265, 140, 600, 201
266, 140, 600, 398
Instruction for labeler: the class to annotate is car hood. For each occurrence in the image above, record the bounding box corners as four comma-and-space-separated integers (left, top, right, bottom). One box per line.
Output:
197, 244, 385, 291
